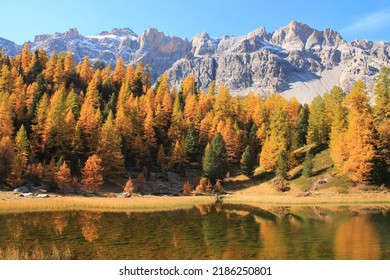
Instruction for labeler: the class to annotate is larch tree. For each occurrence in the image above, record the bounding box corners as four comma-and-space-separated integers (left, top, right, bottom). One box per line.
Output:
56, 162, 72, 192
219, 119, 241, 165
307, 95, 329, 145
78, 56, 94, 86
343, 80, 383, 182
43, 88, 67, 155
373, 66, 390, 174
15, 124, 29, 170
30, 93, 49, 146
143, 109, 157, 150
0, 99, 14, 139
82, 154, 104, 194
97, 111, 125, 178
169, 139, 186, 170
326, 86, 348, 172
112, 57, 126, 87
260, 106, 290, 172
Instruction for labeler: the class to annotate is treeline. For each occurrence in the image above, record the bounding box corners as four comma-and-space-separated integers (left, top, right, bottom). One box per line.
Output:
0, 46, 389, 192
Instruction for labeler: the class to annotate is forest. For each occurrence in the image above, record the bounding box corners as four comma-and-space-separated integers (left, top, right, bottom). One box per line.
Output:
0, 45, 389, 194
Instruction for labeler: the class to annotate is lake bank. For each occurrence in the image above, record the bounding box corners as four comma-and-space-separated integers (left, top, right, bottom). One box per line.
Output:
1, 189, 389, 213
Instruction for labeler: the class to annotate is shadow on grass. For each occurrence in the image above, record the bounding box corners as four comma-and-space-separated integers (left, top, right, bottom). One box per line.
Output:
224, 171, 275, 192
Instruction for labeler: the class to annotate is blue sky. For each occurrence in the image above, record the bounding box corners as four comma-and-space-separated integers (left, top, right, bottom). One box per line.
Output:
2, 0, 390, 43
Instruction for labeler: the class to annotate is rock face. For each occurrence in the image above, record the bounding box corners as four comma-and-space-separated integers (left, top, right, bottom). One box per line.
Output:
1, 21, 389, 102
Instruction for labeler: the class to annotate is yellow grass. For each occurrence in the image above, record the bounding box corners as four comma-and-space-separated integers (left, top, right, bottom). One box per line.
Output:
0, 195, 216, 213
222, 193, 390, 206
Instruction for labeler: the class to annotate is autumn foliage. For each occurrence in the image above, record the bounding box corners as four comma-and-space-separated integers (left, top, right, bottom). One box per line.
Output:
81, 155, 104, 193
0, 46, 388, 191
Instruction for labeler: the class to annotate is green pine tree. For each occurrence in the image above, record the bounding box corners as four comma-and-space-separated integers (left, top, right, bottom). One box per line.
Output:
202, 132, 227, 182
302, 150, 314, 177
292, 104, 309, 149
240, 145, 256, 178
185, 125, 200, 162
276, 150, 289, 179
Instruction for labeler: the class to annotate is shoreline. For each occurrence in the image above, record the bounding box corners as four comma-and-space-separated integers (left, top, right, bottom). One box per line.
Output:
1, 190, 390, 213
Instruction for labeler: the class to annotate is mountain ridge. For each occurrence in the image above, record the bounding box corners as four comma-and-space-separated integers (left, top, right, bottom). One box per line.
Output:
1, 21, 389, 103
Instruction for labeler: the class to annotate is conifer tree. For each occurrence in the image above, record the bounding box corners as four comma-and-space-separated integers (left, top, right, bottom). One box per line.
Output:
240, 145, 256, 178
302, 149, 314, 177
157, 144, 166, 170
373, 66, 390, 173
260, 106, 289, 172
56, 162, 72, 192
112, 57, 126, 87
0, 99, 14, 139
170, 140, 186, 170
182, 181, 192, 196
307, 96, 329, 145
185, 126, 200, 162
202, 132, 227, 182
143, 109, 157, 149
292, 104, 309, 149
326, 87, 348, 172
97, 111, 125, 178
343, 80, 383, 182
15, 124, 29, 169
276, 150, 289, 179
82, 154, 104, 193
0, 136, 15, 182
123, 178, 134, 194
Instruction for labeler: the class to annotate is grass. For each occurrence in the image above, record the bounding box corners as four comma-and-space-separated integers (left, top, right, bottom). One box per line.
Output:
0, 194, 217, 213
221, 193, 390, 206
0, 245, 71, 260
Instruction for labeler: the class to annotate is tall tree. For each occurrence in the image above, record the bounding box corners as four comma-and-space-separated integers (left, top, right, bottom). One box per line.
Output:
260, 106, 289, 172
185, 125, 200, 162
0, 136, 15, 183
97, 111, 125, 178
292, 104, 309, 150
276, 150, 289, 179
343, 80, 383, 182
82, 154, 104, 193
307, 96, 329, 145
202, 132, 228, 182
240, 145, 256, 178
15, 124, 29, 170
302, 149, 314, 178
326, 87, 348, 172
56, 162, 72, 192
373, 66, 390, 174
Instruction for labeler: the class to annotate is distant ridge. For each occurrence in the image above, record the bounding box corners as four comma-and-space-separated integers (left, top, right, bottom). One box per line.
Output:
1, 21, 389, 103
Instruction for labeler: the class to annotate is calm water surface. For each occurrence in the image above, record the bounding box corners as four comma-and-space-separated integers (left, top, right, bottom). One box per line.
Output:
1, 204, 389, 259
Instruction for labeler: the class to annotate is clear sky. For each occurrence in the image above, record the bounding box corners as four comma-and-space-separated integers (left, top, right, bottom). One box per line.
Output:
2, 0, 390, 44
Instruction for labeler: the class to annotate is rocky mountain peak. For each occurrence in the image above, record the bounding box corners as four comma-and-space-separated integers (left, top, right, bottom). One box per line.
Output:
191, 32, 218, 56
99, 28, 137, 37
1, 22, 389, 103
34, 28, 80, 43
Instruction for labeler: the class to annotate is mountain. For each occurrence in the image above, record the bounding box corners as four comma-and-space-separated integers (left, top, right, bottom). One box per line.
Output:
1, 22, 389, 103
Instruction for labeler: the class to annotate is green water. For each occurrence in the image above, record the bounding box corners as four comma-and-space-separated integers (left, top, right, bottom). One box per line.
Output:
0, 204, 389, 259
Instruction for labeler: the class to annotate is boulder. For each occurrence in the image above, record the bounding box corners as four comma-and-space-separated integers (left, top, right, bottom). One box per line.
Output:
13, 186, 29, 193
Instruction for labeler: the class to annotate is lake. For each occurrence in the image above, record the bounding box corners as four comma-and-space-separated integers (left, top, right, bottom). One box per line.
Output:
0, 204, 389, 259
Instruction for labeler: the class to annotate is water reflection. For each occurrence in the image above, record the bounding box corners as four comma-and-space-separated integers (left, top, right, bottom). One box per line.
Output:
334, 216, 380, 259
0, 205, 389, 260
